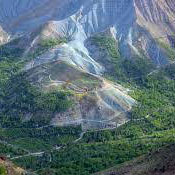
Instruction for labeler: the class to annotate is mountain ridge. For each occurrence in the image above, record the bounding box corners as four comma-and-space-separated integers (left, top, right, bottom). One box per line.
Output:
0, 1, 175, 174
1, 0, 175, 66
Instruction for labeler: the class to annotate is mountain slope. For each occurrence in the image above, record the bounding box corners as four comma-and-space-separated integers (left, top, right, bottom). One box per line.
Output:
1, 0, 175, 66
24, 61, 135, 130
95, 144, 175, 175
0, 1, 175, 175
0, 158, 26, 175
0, 0, 175, 129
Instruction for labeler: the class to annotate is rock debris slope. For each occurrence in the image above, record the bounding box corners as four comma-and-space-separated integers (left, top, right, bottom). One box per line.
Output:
1, 0, 175, 64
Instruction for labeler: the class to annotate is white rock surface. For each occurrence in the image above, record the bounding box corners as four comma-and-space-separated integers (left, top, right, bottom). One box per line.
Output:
0, 0, 175, 67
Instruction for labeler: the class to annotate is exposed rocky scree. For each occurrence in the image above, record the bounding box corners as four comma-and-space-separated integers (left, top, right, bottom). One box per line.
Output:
1, 0, 175, 65
0, 157, 26, 175
25, 61, 135, 130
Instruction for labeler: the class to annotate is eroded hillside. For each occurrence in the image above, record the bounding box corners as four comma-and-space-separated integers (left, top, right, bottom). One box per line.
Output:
0, 0, 175, 175
1, 0, 175, 64
0, 0, 175, 129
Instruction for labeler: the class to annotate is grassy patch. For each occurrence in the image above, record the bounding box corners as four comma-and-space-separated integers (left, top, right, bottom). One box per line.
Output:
91, 36, 120, 62
158, 40, 175, 61
91, 35, 155, 85
0, 165, 7, 175
29, 38, 67, 58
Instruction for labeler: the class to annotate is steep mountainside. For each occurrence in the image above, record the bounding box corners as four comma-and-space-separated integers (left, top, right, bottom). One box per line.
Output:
1, 0, 175, 66
96, 144, 175, 175
0, 0, 175, 175
0, 0, 175, 129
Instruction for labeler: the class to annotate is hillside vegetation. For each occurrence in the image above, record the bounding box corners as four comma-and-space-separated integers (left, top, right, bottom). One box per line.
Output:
95, 143, 175, 175
0, 34, 175, 175
1, 0, 175, 174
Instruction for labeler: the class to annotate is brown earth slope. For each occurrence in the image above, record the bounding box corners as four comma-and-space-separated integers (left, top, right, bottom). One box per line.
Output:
95, 144, 175, 175
0, 158, 26, 175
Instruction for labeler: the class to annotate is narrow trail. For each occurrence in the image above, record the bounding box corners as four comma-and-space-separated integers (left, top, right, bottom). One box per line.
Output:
0, 140, 29, 154
9, 57, 175, 161
147, 60, 175, 77
9, 113, 149, 161
10, 130, 85, 160
48, 74, 87, 93
11, 152, 45, 160
147, 68, 159, 77
73, 132, 86, 143
48, 72, 133, 100
9, 116, 118, 160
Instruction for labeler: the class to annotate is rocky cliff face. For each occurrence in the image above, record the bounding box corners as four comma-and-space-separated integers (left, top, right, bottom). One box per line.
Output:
0, 26, 8, 44
1, 0, 175, 66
